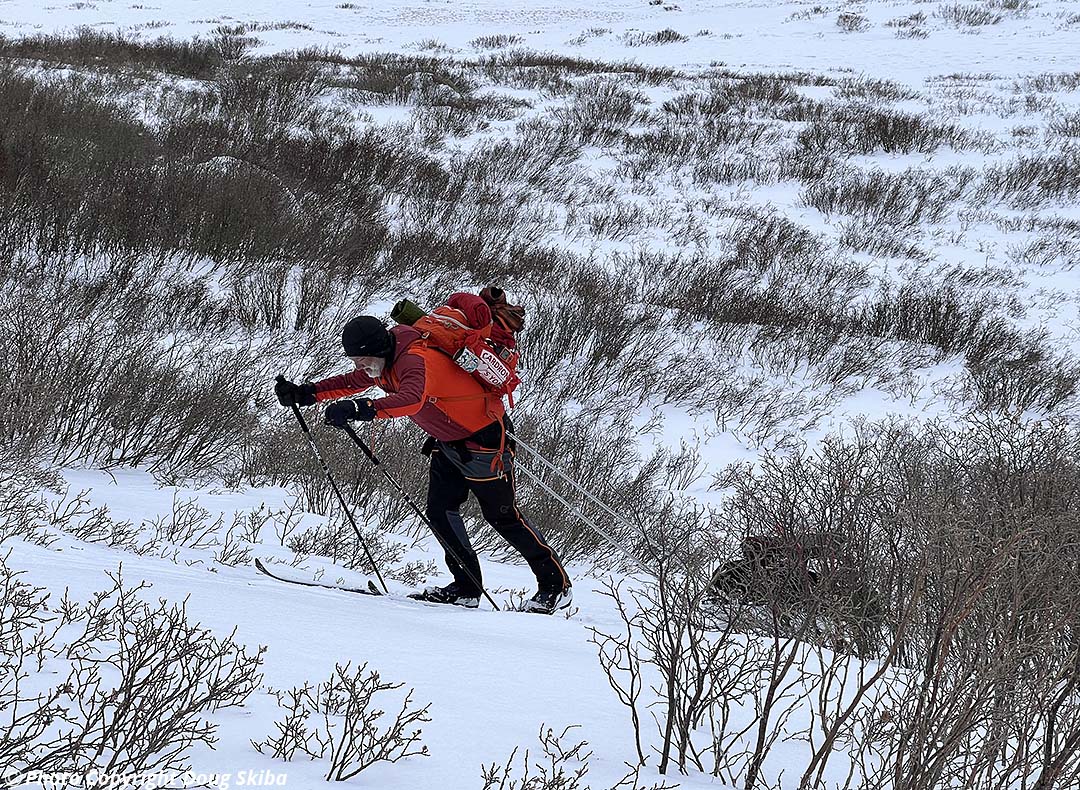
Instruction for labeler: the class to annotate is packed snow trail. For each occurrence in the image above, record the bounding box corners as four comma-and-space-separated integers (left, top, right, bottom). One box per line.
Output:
9, 470, 714, 789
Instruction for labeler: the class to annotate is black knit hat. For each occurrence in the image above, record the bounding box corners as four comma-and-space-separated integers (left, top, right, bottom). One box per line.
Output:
342, 316, 392, 357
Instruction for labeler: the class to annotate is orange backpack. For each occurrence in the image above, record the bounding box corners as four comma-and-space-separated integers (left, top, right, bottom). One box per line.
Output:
393, 293, 522, 407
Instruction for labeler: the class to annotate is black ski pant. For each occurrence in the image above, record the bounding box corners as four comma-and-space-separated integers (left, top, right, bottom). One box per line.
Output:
425, 441, 569, 595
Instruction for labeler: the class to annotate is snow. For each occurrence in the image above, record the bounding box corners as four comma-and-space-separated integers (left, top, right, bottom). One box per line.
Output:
4, 0, 1080, 786
0, 0, 1077, 86
7, 470, 683, 790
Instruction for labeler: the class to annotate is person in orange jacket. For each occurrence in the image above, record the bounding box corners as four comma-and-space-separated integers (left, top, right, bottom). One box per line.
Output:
275, 307, 572, 613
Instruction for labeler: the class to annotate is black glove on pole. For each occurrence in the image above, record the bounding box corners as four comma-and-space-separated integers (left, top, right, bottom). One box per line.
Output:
276, 375, 389, 594
342, 424, 500, 612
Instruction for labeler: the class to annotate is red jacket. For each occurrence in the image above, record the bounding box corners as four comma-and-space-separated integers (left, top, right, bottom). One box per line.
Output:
313, 325, 504, 442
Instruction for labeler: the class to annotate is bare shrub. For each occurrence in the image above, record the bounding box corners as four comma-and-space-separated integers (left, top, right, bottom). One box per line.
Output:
795, 107, 970, 156
286, 514, 434, 584
594, 416, 1080, 786
1050, 111, 1080, 138
838, 219, 932, 260
143, 493, 220, 550
963, 324, 1080, 412
213, 24, 258, 61
886, 12, 928, 37
471, 34, 524, 49
624, 29, 689, 46
937, 2, 1003, 25
847, 282, 994, 356
480, 724, 678, 790
0, 474, 61, 548
836, 76, 919, 102
1, 560, 263, 781
591, 506, 845, 785
1020, 71, 1080, 92
555, 77, 649, 145
311, 51, 476, 103
0, 27, 223, 77
848, 280, 1080, 412
477, 50, 675, 94
802, 167, 970, 227
836, 12, 870, 31
212, 57, 330, 144
253, 662, 430, 781
979, 148, 1080, 207
55, 496, 159, 555
0, 250, 281, 482
481, 726, 592, 790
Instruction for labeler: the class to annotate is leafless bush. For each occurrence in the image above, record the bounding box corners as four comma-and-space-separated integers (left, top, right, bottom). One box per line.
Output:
591, 508, 840, 786
213, 24, 258, 61
481, 726, 592, 790
330, 51, 475, 103
471, 34, 524, 49
624, 29, 689, 46
253, 662, 430, 781
836, 12, 870, 32
888, 12, 930, 38
839, 219, 931, 260
836, 77, 920, 102
555, 77, 649, 145
0, 475, 60, 548
0, 27, 223, 77
1, 560, 264, 781
143, 493, 220, 549
1050, 111, 1080, 138
477, 50, 675, 93
0, 259, 267, 480
623, 115, 780, 172
212, 521, 254, 567
1020, 71, 1080, 92
593, 416, 1080, 787
212, 57, 330, 144
978, 148, 1080, 208
963, 324, 1080, 412
286, 513, 434, 584
847, 282, 994, 356
481, 724, 678, 790
802, 167, 970, 228
57, 496, 159, 555
937, 2, 1003, 25
796, 107, 970, 156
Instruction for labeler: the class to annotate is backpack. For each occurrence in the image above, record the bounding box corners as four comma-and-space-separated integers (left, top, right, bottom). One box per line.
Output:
391, 289, 523, 407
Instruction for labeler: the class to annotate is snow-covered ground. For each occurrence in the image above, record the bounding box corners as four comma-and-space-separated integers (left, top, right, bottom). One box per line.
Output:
4, 0, 1080, 787
3, 0, 1080, 84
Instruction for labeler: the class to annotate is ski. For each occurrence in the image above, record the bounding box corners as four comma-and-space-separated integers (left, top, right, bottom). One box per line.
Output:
253, 559, 571, 615
254, 558, 383, 596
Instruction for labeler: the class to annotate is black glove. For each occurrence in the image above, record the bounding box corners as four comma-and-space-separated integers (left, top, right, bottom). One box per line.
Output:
275, 378, 316, 407
324, 399, 376, 428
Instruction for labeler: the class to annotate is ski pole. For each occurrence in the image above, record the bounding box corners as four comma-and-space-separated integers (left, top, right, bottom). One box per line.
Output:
277, 376, 389, 594
512, 460, 658, 578
341, 424, 501, 612
507, 430, 667, 574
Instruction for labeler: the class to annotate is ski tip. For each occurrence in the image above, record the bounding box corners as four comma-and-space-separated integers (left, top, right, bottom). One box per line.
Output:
367, 580, 382, 595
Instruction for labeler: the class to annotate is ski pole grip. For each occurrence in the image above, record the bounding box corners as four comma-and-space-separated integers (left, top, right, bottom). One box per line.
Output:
278, 375, 312, 434
344, 425, 380, 465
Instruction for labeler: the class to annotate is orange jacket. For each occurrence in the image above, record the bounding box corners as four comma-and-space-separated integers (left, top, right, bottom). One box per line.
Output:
314, 325, 504, 441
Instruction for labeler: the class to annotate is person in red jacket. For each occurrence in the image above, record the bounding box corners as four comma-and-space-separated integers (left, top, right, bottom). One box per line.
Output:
275, 301, 572, 614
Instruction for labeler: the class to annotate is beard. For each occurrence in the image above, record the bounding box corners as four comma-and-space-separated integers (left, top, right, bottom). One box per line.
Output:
361, 359, 385, 378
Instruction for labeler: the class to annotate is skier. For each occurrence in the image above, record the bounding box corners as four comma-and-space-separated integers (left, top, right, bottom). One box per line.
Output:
274, 304, 572, 614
